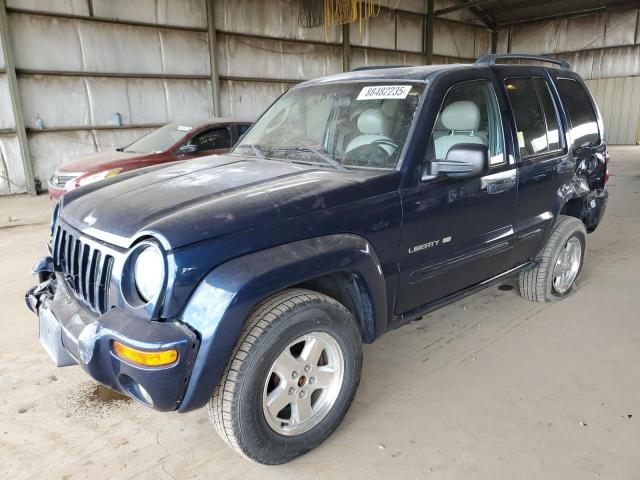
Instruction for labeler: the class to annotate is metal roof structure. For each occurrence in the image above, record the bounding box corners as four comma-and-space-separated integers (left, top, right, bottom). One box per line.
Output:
450, 0, 640, 28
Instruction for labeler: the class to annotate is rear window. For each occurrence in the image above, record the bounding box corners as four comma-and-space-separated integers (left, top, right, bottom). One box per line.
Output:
556, 78, 600, 148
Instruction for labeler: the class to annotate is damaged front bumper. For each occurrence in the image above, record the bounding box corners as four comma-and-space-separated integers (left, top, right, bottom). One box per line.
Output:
26, 258, 199, 412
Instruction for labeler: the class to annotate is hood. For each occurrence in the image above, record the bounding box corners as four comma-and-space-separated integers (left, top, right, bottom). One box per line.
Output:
58, 151, 151, 173
60, 154, 396, 249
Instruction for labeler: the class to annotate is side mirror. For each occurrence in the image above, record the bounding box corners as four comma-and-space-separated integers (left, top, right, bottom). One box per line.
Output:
177, 144, 198, 155
426, 143, 489, 180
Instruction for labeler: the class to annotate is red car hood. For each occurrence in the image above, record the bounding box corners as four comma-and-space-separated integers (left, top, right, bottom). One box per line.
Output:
58, 151, 154, 173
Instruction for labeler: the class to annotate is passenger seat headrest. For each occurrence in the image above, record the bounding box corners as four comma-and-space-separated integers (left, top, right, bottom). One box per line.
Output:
441, 101, 481, 132
357, 109, 388, 135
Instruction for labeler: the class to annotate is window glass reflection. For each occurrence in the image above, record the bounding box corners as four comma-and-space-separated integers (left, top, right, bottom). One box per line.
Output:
557, 79, 600, 147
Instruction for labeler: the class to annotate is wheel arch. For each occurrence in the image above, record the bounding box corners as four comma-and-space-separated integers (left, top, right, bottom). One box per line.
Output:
294, 270, 377, 344
177, 233, 387, 412
559, 189, 608, 233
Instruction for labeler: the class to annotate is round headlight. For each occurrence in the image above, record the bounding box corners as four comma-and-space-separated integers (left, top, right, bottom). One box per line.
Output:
134, 244, 165, 302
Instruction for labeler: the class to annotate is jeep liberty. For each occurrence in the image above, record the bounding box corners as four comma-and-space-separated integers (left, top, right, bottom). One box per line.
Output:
26, 54, 609, 464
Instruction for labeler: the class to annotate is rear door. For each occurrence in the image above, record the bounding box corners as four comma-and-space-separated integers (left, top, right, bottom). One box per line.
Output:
495, 69, 575, 266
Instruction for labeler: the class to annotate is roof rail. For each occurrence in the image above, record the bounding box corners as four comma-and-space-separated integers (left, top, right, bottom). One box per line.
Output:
351, 65, 408, 72
475, 54, 571, 71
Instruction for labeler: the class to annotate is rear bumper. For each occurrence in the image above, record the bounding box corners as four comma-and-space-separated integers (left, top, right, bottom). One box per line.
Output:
584, 187, 608, 232
26, 266, 199, 412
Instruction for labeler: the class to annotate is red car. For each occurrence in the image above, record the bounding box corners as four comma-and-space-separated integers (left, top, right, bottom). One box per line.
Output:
48, 118, 252, 201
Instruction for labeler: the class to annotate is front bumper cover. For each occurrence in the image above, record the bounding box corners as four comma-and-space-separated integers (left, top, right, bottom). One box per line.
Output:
26, 261, 199, 412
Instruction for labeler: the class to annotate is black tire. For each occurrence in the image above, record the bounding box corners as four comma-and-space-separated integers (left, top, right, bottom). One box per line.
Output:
519, 215, 587, 302
209, 288, 363, 465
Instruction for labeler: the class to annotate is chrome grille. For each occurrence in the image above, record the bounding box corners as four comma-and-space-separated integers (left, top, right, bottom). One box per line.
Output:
52, 224, 114, 314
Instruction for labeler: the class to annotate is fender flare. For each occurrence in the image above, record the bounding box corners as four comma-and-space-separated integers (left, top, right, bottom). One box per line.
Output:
177, 233, 387, 412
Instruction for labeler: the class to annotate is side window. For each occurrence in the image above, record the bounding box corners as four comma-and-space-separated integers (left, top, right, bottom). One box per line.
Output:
533, 78, 562, 151
237, 124, 251, 136
505, 78, 549, 157
427, 80, 504, 167
556, 78, 600, 148
189, 127, 231, 151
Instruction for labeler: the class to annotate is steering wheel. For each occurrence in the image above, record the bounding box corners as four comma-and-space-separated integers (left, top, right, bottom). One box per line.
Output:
344, 143, 393, 168
371, 139, 399, 150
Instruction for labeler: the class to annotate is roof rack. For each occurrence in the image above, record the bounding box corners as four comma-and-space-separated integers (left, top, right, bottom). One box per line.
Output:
351, 65, 408, 72
475, 54, 571, 71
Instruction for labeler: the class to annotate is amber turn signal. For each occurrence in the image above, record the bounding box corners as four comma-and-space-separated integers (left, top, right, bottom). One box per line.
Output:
112, 341, 178, 367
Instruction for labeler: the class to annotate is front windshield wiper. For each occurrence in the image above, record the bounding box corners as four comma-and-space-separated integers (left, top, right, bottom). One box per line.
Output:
276, 147, 346, 171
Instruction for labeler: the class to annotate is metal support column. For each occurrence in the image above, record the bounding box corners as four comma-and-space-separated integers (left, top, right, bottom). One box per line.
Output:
0, 0, 36, 195
206, 0, 221, 116
491, 29, 498, 53
342, 23, 350, 72
424, 0, 434, 65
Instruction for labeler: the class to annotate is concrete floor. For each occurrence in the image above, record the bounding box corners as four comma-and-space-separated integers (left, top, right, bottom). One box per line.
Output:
1, 146, 639, 479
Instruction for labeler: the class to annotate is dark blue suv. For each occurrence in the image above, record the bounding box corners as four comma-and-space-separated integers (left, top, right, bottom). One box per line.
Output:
26, 54, 609, 464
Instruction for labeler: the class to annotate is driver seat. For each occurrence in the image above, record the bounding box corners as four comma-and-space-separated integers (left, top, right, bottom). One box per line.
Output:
434, 101, 486, 160
346, 109, 395, 155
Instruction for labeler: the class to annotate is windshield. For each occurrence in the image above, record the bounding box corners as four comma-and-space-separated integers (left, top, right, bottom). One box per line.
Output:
123, 123, 192, 154
233, 82, 425, 169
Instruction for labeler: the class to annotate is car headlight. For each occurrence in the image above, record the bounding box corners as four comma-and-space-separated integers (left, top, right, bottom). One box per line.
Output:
77, 168, 122, 187
133, 244, 165, 302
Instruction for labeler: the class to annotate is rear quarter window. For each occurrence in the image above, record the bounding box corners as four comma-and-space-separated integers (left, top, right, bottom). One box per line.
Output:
556, 78, 600, 147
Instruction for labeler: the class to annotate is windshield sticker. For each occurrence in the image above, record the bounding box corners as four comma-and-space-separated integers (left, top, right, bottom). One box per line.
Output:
177, 125, 193, 132
357, 85, 412, 100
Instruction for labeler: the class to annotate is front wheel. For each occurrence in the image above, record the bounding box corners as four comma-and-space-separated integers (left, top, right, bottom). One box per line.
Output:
519, 215, 587, 302
209, 289, 362, 464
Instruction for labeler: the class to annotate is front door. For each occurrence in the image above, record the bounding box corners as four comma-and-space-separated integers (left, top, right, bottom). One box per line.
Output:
396, 78, 517, 314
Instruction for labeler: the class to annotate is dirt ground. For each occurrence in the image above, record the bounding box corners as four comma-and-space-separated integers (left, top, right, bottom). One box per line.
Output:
1, 146, 639, 480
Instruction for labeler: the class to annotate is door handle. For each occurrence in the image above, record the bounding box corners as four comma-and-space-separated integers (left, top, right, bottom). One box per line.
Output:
486, 177, 515, 194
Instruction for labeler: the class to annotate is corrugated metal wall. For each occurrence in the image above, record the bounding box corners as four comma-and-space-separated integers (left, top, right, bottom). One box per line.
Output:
497, 9, 640, 144
214, 0, 491, 116
0, 0, 492, 195
3, 0, 212, 193
585, 76, 640, 145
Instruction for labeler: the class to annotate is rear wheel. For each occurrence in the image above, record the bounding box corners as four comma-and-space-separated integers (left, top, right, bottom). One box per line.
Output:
209, 288, 362, 465
519, 215, 587, 302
